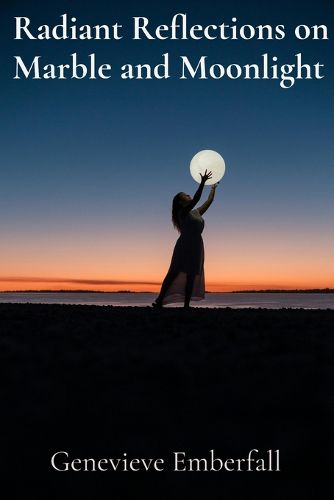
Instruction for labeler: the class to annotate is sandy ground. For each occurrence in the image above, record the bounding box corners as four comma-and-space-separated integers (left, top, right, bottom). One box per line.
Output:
1, 304, 333, 498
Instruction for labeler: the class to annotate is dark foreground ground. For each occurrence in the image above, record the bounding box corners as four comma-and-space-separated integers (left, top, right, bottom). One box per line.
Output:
1, 304, 334, 499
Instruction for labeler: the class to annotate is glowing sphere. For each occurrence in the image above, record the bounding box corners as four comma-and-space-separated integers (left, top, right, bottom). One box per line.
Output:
190, 150, 226, 185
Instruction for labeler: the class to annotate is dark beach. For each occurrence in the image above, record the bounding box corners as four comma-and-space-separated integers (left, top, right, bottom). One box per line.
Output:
2, 303, 333, 498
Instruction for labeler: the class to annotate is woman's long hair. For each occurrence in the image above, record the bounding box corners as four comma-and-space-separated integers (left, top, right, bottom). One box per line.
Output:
172, 193, 183, 232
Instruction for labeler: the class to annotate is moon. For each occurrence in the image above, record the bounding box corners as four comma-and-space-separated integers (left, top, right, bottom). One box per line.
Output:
190, 150, 226, 185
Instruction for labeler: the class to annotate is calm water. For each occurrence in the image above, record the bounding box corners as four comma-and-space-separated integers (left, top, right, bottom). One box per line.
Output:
0, 292, 333, 309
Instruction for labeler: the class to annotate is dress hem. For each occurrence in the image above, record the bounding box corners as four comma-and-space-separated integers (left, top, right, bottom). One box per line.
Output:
162, 293, 205, 305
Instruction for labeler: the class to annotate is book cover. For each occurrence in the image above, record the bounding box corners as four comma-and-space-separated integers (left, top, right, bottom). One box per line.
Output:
1, 0, 333, 498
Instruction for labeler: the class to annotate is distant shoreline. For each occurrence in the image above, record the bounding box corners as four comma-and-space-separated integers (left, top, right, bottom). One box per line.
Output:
1, 289, 333, 294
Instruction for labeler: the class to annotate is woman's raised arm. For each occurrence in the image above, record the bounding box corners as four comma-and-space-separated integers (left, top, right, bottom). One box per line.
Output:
184, 170, 212, 212
198, 183, 218, 215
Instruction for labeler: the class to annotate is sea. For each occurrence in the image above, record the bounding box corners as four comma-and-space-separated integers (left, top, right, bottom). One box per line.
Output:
0, 292, 333, 309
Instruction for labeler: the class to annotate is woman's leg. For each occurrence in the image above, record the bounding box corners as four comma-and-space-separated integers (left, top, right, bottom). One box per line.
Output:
154, 269, 179, 306
184, 273, 195, 308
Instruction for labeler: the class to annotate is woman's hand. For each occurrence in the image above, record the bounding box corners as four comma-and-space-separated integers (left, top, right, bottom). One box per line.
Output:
200, 169, 213, 184
210, 182, 219, 191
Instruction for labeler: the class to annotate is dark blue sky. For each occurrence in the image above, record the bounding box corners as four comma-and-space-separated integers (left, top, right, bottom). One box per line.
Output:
1, 0, 333, 290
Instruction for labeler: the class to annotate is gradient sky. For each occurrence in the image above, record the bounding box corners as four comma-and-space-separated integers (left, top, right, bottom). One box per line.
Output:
1, 0, 333, 291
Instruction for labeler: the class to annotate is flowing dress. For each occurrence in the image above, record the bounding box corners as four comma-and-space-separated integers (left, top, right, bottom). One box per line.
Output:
162, 208, 205, 305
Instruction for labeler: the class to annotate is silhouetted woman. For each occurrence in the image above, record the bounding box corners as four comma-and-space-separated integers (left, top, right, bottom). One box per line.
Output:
153, 169, 217, 308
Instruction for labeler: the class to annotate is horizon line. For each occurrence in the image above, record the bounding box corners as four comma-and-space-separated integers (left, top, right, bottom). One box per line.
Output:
1, 276, 333, 291
1, 288, 333, 294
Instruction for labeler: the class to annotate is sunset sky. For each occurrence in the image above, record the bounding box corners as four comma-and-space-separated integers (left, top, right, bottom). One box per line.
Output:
1, 0, 333, 292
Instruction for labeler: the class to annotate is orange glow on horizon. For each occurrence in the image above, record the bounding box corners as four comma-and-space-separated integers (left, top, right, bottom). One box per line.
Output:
0, 276, 333, 292
1, 223, 334, 292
